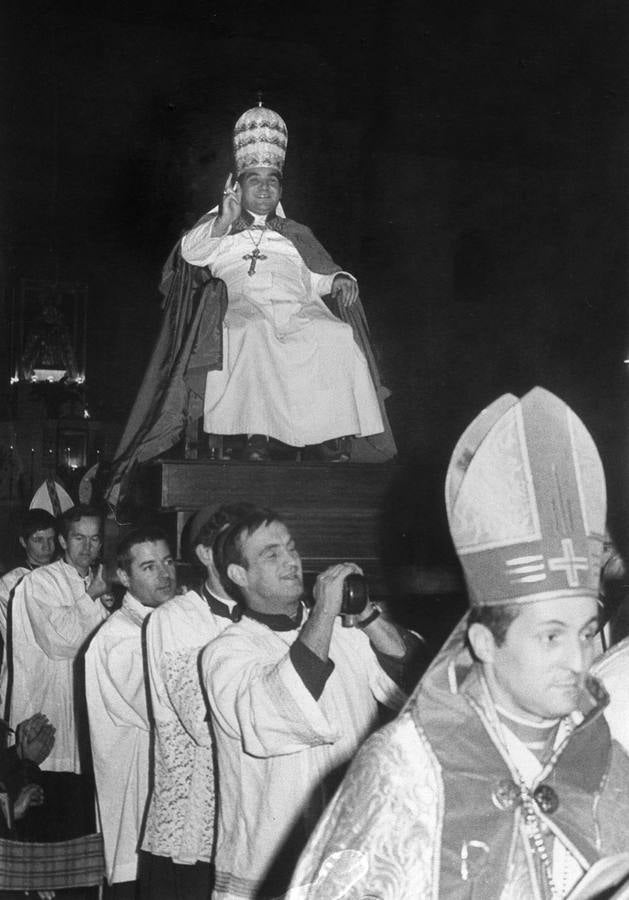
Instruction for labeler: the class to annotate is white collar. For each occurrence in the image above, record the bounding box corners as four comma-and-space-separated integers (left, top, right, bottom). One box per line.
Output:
122, 591, 153, 623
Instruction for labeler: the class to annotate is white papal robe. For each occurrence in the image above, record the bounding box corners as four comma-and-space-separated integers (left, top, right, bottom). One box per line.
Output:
85, 592, 150, 884
180, 213, 383, 446
200, 611, 406, 899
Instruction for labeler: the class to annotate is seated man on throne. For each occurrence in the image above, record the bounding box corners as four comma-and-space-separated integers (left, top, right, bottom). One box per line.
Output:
106, 104, 395, 511
180, 104, 385, 462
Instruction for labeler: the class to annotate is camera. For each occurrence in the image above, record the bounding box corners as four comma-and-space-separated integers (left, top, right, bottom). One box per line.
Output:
341, 573, 369, 616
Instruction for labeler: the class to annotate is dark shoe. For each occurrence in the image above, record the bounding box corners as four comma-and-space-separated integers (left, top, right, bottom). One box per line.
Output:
316, 437, 351, 463
243, 434, 270, 461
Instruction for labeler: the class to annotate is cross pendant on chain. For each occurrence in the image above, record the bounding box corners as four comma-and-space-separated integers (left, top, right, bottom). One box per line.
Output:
243, 247, 267, 276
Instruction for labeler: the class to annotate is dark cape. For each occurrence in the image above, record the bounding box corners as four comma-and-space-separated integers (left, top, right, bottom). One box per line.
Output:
105, 214, 397, 510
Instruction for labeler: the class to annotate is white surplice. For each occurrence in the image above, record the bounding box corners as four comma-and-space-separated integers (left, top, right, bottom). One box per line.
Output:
200, 612, 406, 899
85, 593, 151, 884
9, 558, 108, 772
180, 214, 383, 446
141, 588, 236, 865
0, 565, 30, 643
0, 565, 30, 713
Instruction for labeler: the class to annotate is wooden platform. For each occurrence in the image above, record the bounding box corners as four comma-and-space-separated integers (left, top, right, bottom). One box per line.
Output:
110, 455, 467, 636
140, 459, 398, 575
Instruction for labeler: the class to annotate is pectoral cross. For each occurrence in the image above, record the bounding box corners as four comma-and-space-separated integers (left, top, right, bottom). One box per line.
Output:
243, 248, 267, 276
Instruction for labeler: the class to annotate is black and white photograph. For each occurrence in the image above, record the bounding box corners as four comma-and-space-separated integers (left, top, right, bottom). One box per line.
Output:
1, 2, 628, 897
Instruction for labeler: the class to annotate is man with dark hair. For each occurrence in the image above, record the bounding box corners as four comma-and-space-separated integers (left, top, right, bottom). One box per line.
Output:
17, 508, 57, 560
466, 602, 522, 650
180, 104, 386, 462
85, 525, 176, 899
0, 508, 57, 643
201, 507, 423, 899
140, 502, 254, 900
7, 503, 110, 845
289, 389, 629, 900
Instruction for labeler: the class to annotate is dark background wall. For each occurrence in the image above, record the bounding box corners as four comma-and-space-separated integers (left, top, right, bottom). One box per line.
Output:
1, 1, 628, 561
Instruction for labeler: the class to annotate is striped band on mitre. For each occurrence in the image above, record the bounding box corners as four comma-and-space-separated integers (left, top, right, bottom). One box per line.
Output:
233, 106, 288, 176
445, 387, 606, 607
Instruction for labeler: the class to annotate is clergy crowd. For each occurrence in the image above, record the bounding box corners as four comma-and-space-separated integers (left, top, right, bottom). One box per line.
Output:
1, 105, 628, 900
0, 388, 627, 900
0, 500, 425, 899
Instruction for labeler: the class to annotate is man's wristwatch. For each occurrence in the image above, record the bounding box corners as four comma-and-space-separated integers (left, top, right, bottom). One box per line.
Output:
356, 605, 381, 629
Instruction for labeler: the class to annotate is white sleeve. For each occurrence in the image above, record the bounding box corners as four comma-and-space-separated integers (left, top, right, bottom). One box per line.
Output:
145, 607, 212, 747
20, 574, 107, 660
86, 628, 149, 731
309, 269, 355, 298
201, 633, 339, 758
180, 212, 231, 266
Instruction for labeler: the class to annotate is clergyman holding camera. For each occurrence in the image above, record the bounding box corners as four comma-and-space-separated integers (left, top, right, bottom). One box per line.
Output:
200, 507, 424, 900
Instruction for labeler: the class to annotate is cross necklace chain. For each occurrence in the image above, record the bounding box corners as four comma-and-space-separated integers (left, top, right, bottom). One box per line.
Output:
243, 226, 267, 276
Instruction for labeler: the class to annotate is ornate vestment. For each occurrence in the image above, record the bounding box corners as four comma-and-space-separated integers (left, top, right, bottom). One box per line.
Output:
141, 588, 236, 866
288, 618, 629, 899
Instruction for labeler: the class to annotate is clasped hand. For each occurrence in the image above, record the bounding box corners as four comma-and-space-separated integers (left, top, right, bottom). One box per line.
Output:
16, 713, 55, 765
